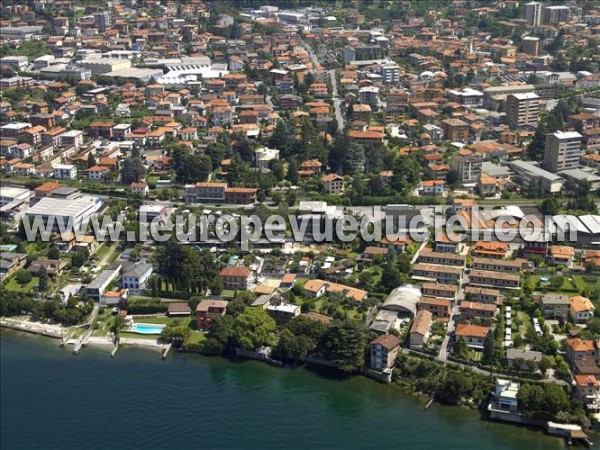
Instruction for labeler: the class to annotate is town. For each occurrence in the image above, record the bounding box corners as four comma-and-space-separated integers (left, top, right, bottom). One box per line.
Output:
1, 0, 600, 444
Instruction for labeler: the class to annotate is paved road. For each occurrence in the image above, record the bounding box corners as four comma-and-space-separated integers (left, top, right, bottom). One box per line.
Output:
329, 69, 344, 134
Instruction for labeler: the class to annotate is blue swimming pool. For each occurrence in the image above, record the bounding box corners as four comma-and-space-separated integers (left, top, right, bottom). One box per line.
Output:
131, 323, 165, 335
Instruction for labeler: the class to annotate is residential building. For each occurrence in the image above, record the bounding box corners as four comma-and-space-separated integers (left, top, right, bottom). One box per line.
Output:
543, 131, 583, 173
266, 302, 301, 326
321, 174, 345, 195
570, 296, 595, 324
220, 266, 252, 290
418, 249, 466, 267
506, 93, 539, 129
224, 187, 258, 205
472, 257, 530, 273
121, 262, 153, 295
417, 297, 451, 319
574, 375, 600, 410
442, 118, 470, 143
543, 5, 570, 24
167, 302, 192, 317
492, 379, 520, 413
548, 245, 575, 268
506, 349, 543, 371
566, 338, 597, 364
455, 324, 490, 349
411, 263, 463, 284
53, 164, 77, 180
196, 300, 228, 331
419, 180, 444, 196
421, 283, 458, 300
185, 182, 227, 203
522, 36, 540, 56
510, 160, 564, 195
537, 293, 570, 321
370, 334, 401, 371
86, 268, 121, 301
450, 149, 482, 184
458, 301, 497, 319
525, 2, 543, 26
409, 310, 432, 350
469, 269, 520, 289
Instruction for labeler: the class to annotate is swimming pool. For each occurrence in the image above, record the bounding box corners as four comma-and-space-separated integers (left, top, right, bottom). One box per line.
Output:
131, 323, 165, 335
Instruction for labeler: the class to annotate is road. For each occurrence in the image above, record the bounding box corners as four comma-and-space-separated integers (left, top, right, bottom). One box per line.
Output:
437, 267, 468, 363
329, 69, 344, 133
300, 38, 344, 134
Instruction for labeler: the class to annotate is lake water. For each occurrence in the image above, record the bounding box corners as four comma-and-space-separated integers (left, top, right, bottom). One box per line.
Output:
0, 330, 566, 449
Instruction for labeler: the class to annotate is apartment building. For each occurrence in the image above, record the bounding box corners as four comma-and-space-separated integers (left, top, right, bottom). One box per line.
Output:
471, 257, 531, 273
121, 262, 153, 295
525, 2, 543, 26
53, 164, 77, 180
450, 149, 482, 184
418, 250, 466, 267
464, 286, 502, 304
184, 182, 227, 203
543, 131, 583, 173
409, 310, 432, 351
370, 334, 401, 370
224, 187, 258, 205
411, 263, 463, 284
469, 269, 520, 289
442, 118, 470, 143
421, 283, 458, 299
220, 266, 252, 290
537, 293, 570, 320
506, 93, 539, 129
459, 301, 497, 319
417, 296, 451, 319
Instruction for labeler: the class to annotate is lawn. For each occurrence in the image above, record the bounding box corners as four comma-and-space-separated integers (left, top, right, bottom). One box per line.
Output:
187, 331, 206, 345
573, 275, 600, 293
93, 243, 111, 260
527, 274, 578, 292
5, 276, 39, 293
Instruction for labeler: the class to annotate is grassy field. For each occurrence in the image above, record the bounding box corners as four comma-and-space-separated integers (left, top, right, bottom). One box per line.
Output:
187, 331, 206, 345
5, 276, 39, 293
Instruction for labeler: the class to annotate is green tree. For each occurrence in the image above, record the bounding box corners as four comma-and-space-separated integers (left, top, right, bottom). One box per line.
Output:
437, 371, 473, 405
15, 269, 32, 285
232, 307, 277, 350
47, 245, 60, 260
38, 265, 48, 292
319, 321, 366, 372
120, 157, 146, 184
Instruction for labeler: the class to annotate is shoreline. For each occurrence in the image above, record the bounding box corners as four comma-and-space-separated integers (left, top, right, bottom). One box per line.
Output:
1, 323, 595, 445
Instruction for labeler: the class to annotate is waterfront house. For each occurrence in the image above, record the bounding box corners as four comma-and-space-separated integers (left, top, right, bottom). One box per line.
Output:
409, 310, 432, 350
196, 300, 228, 331
574, 375, 600, 411
493, 379, 520, 413
121, 262, 153, 295
370, 334, 401, 371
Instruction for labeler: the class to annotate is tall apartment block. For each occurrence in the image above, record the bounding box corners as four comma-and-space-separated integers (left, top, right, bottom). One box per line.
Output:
525, 2, 543, 27
543, 131, 583, 173
506, 92, 540, 129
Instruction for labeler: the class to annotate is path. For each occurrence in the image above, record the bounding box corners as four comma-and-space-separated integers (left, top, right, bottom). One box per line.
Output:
98, 243, 118, 267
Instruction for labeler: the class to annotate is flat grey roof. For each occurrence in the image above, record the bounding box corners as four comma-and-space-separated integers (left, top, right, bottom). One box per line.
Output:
511, 160, 563, 182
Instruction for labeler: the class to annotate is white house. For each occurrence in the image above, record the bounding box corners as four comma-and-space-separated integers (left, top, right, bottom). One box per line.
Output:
121, 262, 153, 295
53, 164, 77, 180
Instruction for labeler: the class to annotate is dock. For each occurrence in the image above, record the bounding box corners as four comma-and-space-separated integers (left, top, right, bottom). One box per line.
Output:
162, 344, 172, 360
